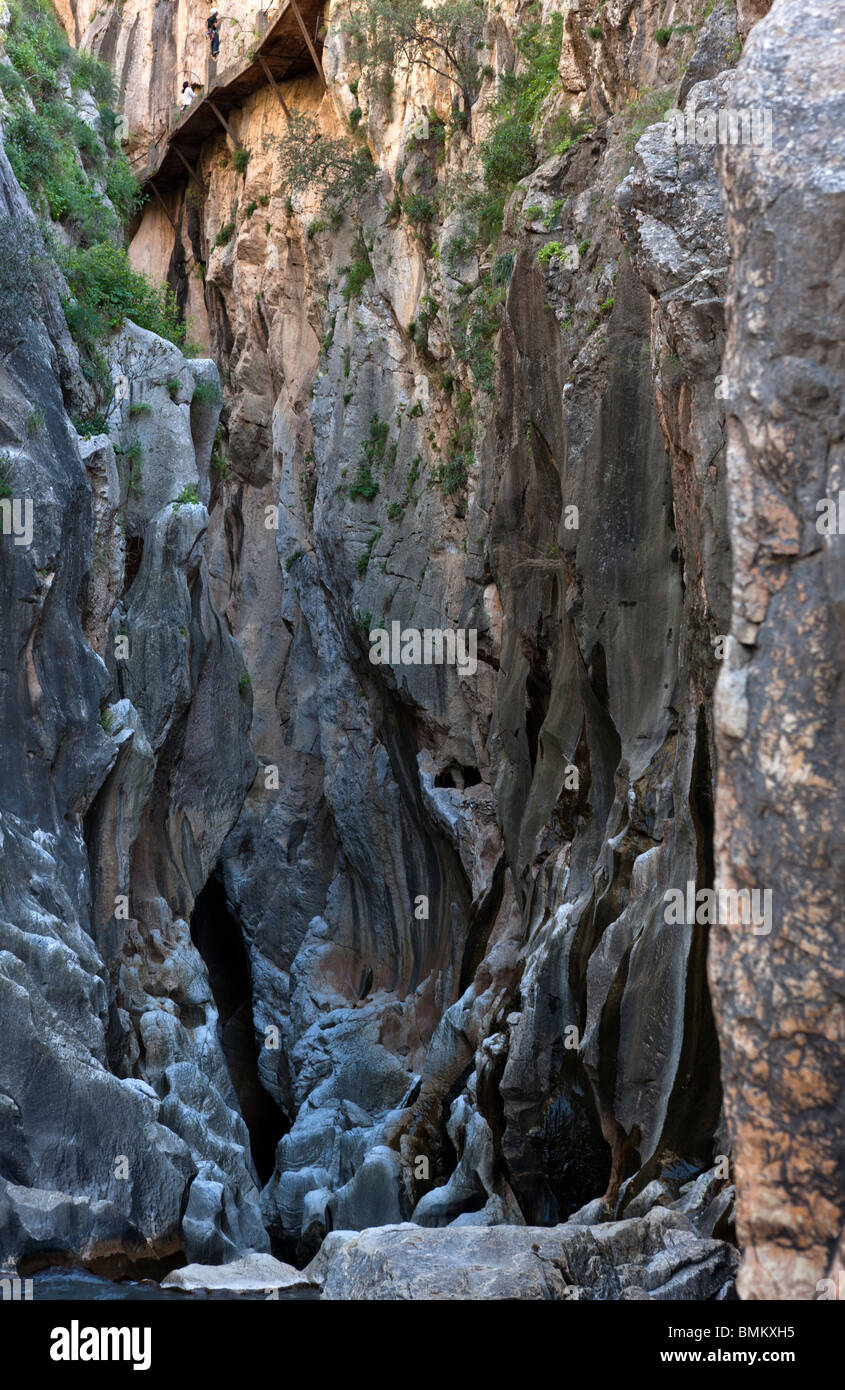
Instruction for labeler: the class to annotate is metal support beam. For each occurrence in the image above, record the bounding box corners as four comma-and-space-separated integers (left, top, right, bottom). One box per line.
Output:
208, 100, 242, 147
258, 55, 291, 120
173, 144, 206, 193
148, 181, 177, 231
288, 0, 327, 90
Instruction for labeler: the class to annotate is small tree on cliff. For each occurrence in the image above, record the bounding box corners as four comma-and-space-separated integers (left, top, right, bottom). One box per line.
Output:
266, 116, 378, 209
343, 0, 486, 127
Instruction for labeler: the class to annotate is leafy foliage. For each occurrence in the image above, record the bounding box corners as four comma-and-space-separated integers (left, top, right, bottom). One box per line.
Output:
60, 242, 186, 346
624, 87, 676, 149
347, 462, 379, 502
341, 238, 374, 304
0, 0, 139, 241
344, 0, 485, 120
214, 221, 236, 247
267, 114, 377, 209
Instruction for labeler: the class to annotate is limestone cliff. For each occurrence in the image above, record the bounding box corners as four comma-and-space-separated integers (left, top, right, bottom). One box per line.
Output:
0, 0, 841, 1302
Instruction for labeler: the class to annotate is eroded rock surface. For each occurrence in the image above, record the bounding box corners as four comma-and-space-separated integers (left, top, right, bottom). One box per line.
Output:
309, 1209, 738, 1300
710, 0, 845, 1301
0, 0, 840, 1300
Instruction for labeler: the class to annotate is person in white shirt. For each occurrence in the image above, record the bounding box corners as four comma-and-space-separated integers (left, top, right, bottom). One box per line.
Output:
180, 81, 195, 109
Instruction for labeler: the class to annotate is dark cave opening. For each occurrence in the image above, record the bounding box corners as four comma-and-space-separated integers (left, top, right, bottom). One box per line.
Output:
190, 868, 288, 1186
434, 763, 483, 789
122, 535, 144, 596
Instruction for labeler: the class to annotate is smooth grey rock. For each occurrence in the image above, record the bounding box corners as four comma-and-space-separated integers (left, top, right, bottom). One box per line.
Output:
162, 1252, 315, 1294
312, 1210, 738, 1301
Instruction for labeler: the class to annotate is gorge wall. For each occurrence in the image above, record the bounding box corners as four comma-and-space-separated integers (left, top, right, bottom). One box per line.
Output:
0, 0, 842, 1301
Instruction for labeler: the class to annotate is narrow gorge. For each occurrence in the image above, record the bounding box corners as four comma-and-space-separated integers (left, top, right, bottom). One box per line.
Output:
0, 0, 842, 1308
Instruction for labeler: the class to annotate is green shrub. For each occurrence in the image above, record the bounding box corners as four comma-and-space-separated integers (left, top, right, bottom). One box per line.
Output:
347, 463, 379, 501
104, 157, 142, 223
245, 200, 258, 217
341, 240, 374, 304
480, 116, 535, 192
450, 276, 504, 393
61, 242, 186, 351
406, 454, 421, 496
214, 221, 235, 247
435, 455, 468, 496
537, 240, 564, 264
191, 380, 222, 406
492, 250, 514, 284
360, 415, 391, 472
624, 88, 676, 149
356, 524, 382, 573
549, 108, 593, 155
284, 548, 305, 572
587, 24, 602, 39
655, 26, 673, 46
238, 672, 252, 694
1, 0, 138, 241
123, 437, 143, 497
167, 378, 181, 400
387, 502, 404, 519
129, 402, 152, 418
266, 113, 377, 210
70, 47, 116, 106
403, 192, 437, 224
172, 484, 199, 509
232, 147, 251, 176
73, 412, 108, 438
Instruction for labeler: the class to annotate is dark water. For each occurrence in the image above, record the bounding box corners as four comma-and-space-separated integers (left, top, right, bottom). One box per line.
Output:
28, 1268, 315, 1301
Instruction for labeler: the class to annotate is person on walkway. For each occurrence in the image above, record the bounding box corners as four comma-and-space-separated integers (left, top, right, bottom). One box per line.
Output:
180, 80, 194, 109
207, 9, 220, 60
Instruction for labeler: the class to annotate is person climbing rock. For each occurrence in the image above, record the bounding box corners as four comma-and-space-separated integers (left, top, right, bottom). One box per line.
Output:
180, 80, 194, 109
206, 9, 220, 60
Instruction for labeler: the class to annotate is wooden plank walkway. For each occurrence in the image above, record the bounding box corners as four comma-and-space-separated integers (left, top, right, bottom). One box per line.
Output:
132, 0, 325, 193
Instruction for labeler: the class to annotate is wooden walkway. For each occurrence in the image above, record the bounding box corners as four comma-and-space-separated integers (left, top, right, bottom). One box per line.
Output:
133, 0, 325, 198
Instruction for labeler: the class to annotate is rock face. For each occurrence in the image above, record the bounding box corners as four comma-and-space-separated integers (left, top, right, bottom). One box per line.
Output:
709, 0, 845, 1301
0, 0, 840, 1300
0, 132, 265, 1269
309, 1209, 738, 1301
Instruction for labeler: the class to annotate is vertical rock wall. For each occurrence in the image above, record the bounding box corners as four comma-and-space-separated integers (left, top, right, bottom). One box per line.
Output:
0, 0, 839, 1297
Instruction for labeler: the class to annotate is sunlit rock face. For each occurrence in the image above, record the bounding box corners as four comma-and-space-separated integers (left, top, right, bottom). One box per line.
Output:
55, 0, 268, 152
0, 0, 838, 1298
